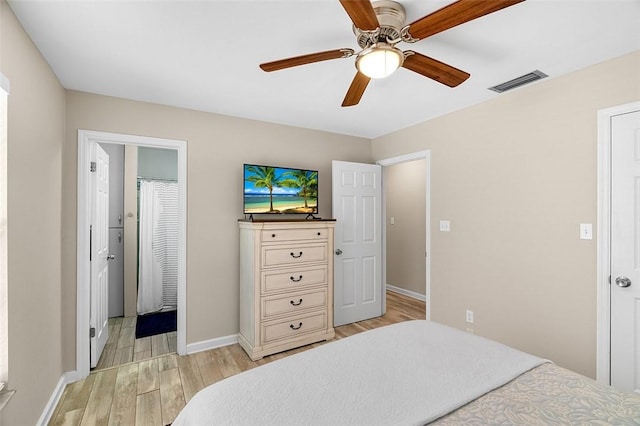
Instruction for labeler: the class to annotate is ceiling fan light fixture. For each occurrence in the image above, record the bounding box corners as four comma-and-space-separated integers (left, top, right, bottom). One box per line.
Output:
356, 43, 404, 79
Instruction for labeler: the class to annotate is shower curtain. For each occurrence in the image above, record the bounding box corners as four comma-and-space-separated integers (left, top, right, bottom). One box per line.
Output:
137, 179, 179, 315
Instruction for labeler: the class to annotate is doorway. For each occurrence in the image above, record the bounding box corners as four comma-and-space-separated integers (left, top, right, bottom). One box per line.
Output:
596, 101, 640, 389
331, 152, 430, 326
76, 130, 187, 379
378, 151, 430, 319
92, 143, 180, 370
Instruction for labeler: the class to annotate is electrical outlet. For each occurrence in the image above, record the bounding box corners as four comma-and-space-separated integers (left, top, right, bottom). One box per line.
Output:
439, 220, 451, 232
465, 309, 474, 324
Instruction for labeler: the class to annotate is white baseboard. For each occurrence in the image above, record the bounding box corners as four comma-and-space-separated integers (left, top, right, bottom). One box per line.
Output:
37, 370, 81, 426
386, 284, 427, 302
186, 334, 238, 355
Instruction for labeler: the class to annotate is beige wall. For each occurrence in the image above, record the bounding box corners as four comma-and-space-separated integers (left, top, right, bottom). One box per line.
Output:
0, 2, 66, 424
372, 51, 640, 378
61, 91, 372, 370
384, 159, 426, 296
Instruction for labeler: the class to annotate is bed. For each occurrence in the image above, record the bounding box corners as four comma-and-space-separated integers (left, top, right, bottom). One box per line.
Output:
173, 320, 640, 425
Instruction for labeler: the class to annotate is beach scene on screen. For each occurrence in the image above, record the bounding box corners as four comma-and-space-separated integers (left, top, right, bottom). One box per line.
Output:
244, 165, 318, 214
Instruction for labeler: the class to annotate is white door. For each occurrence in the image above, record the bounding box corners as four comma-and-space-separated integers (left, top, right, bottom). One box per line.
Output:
611, 109, 640, 393
332, 161, 382, 326
90, 144, 110, 368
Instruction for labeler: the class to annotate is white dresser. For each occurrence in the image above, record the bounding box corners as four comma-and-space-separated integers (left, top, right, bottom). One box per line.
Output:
238, 220, 335, 360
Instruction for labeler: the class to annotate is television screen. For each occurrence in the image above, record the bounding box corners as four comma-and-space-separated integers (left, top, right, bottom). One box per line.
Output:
243, 164, 318, 214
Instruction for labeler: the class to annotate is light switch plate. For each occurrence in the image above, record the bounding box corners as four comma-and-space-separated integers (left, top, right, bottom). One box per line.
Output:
580, 223, 593, 240
439, 220, 451, 232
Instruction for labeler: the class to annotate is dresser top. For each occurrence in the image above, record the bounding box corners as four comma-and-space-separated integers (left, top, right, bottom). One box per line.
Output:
238, 218, 336, 223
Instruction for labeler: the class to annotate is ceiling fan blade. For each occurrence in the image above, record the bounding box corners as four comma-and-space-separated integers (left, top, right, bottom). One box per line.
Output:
342, 72, 371, 107
407, 0, 525, 41
260, 49, 354, 72
402, 51, 470, 87
338, 0, 379, 31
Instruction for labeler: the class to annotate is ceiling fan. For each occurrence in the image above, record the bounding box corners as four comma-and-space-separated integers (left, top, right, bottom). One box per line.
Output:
259, 0, 525, 107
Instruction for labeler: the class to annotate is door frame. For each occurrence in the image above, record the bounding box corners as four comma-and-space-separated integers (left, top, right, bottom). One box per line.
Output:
76, 129, 187, 379
377, 150, 431, 320
596, 101, 640, 385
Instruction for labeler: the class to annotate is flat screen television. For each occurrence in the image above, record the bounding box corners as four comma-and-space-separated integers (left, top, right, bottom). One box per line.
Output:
243, 164, 318, 215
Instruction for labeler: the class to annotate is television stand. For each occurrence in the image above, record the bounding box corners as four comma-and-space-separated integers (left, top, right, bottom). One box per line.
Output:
245, 214, 254, 221
305, 214, 321, 220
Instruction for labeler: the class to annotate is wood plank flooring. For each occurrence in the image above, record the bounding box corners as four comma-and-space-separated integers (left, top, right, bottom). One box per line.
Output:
96, 317, 177, 370
50, 291, 425, 426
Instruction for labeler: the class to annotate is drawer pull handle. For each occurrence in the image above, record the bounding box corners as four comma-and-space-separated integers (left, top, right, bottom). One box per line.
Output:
290, 299, 303, 306
290, 251, 303, 258
272, 234, 276, 238
290, 322, 303, 330
317, 232, 321, 236
290, 275, 303, 282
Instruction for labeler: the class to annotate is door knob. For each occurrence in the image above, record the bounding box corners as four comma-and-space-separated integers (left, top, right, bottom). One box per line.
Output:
107, 254, 116, 261
335, 249, 343, 255
615, 276, 631, 288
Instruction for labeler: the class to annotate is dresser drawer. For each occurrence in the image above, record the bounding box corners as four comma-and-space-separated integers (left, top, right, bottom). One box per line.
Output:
261, 311, 327, 344
262, 228, 328, 242
262, 289, 327, 319
262, 265, 327, 293
262, 243, 327, 267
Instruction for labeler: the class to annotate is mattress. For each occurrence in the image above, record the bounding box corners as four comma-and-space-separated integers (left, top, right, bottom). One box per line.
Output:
173, 320, 640, 425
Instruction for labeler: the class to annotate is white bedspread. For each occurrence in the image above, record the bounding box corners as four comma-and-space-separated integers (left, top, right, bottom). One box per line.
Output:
173, 320, 546, 426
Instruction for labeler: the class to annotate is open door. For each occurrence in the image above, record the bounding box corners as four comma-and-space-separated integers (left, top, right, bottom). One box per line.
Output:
332, 161, 382, 326
610, 108, 640, 392
90, 143, 110, 367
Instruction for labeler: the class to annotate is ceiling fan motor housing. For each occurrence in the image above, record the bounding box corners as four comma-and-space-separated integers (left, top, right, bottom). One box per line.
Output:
353, 0, 406, 48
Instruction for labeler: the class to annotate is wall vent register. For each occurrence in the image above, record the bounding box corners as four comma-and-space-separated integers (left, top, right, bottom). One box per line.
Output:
488, 70, 548, 93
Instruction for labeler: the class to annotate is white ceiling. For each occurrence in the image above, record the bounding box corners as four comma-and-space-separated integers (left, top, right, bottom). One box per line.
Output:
7, 0, 640, 139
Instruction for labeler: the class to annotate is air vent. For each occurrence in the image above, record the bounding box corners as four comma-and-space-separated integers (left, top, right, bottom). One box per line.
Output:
488, 70, 548, 93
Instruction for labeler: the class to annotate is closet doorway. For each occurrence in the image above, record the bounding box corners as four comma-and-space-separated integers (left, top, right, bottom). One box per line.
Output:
76, 130, 187, 380
93, 144, 180, 370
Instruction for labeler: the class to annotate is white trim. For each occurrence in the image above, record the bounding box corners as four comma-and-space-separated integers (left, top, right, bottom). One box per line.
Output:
77, 130, 187, 380
0, 79, 7, 389
186, 334, 238, 355
386, 284, 427, 302
596, 101, 640, 385
36, 371, 81, 426
377, 151, 427, 167
0, 72, 9, 95
376, 150, 431, 320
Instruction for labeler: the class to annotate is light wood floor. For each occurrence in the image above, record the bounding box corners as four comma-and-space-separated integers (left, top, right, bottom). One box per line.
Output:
95, 317, 177, 371
50, 291, 425, 426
